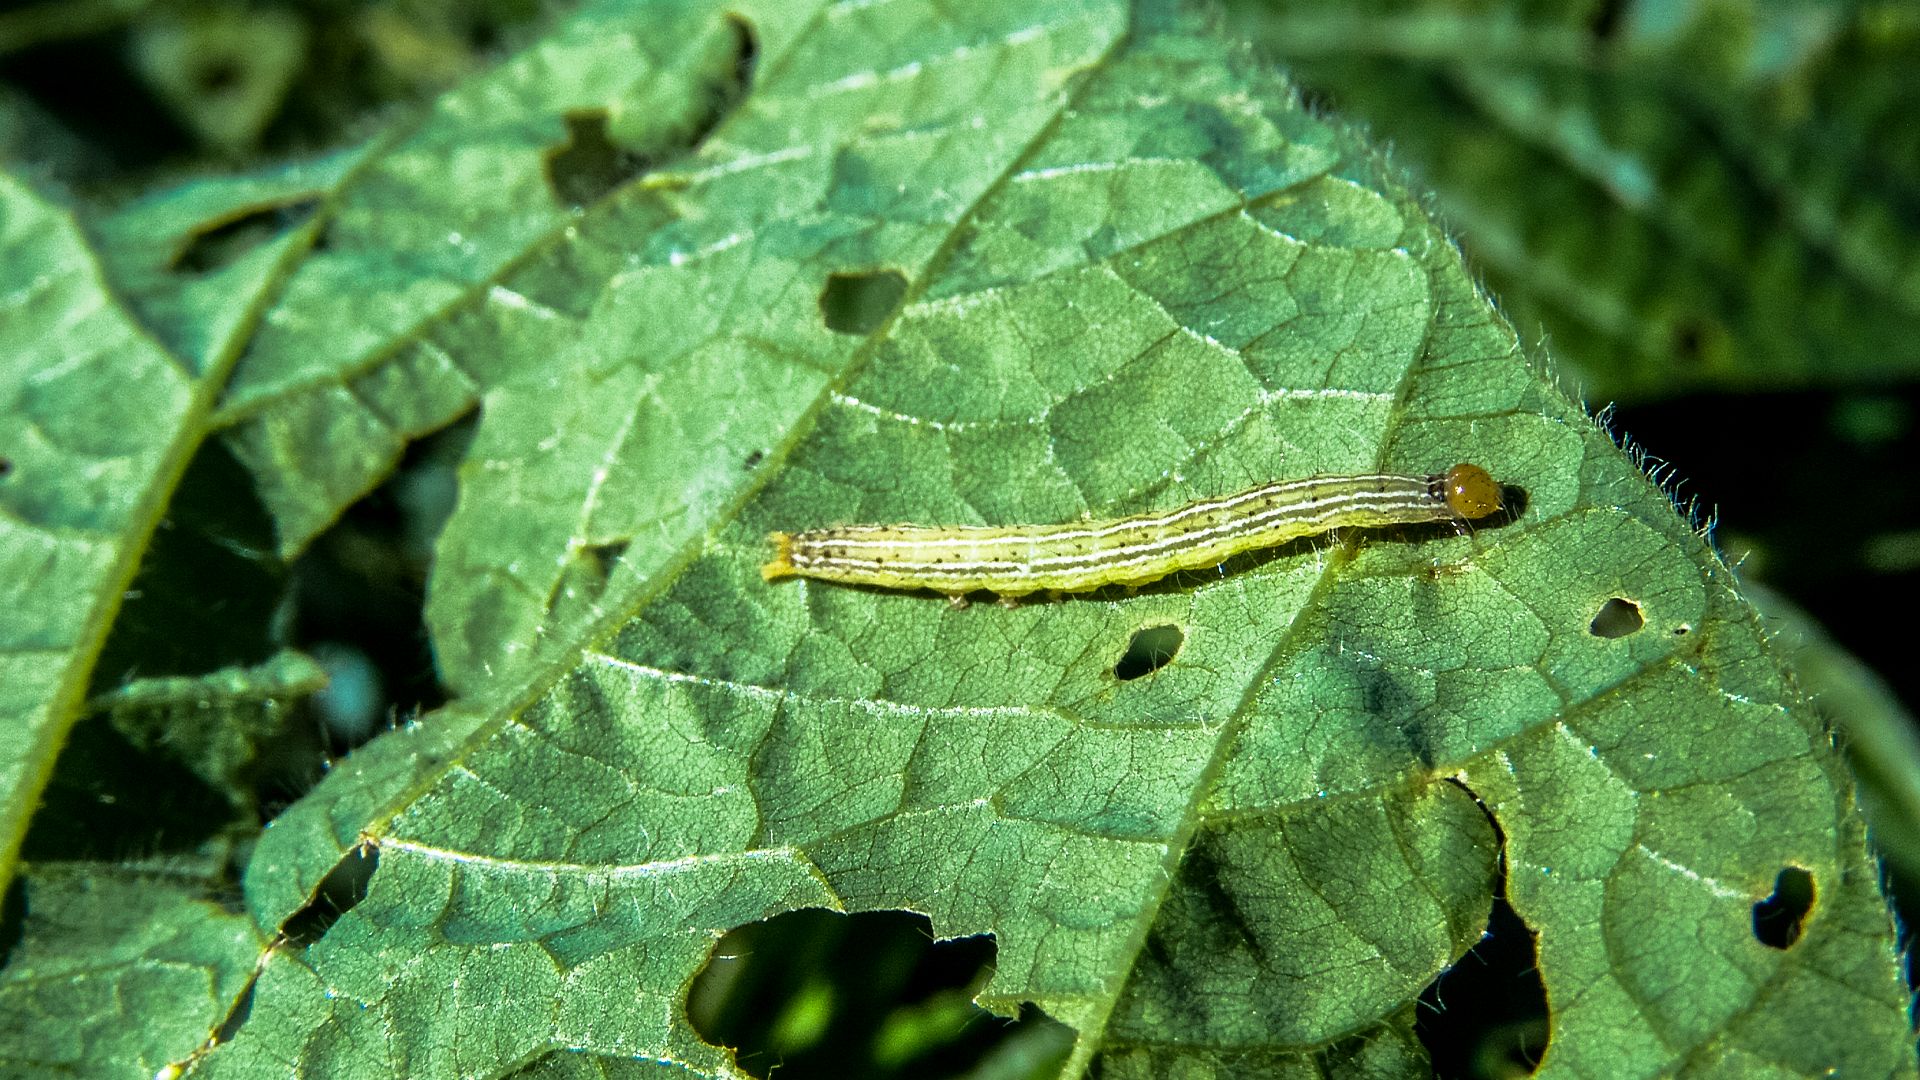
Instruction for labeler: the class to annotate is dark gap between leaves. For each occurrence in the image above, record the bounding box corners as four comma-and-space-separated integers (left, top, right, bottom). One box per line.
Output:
18, 712, 236, 861
290, 418, 472, 751
1114, 625, 1184, 680
211, 969, 260, 1045
1753, 866, 1815, 950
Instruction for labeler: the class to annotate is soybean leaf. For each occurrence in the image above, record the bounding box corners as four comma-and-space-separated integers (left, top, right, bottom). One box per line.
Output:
0, 1, 1910, 1078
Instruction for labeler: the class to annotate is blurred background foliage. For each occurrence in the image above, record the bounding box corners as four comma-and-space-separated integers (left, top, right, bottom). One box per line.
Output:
2, 0, 1915, 1076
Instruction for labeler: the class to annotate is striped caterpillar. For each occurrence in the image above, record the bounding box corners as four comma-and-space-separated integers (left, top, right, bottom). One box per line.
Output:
762, 463, 1502, 599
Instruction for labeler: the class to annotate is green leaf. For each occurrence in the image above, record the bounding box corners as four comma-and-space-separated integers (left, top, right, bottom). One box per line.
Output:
4, 1, 1912, 1077
1223, 0, 1920, 400
0, 863, 263, 1078
86, 648, 327, 804
199, 0, 795, 561
0, 172, 199, 894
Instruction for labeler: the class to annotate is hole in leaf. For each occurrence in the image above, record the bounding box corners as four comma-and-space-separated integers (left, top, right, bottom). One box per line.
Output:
1753, 866, 1815, 949
1114, 624, 1184, 680
819, 270, 908, 334
0, 457, 11, 478
1495, 483, 1529, 522
582, 539, 628, 577
544, 110, 647, 208
688, 908, 1071, 1079
1416, 892, 1549, 1077
542, 15, 753, 208
1672, 624, 1691, 636
1588, 597, 1644, 638
172, 198, 318, 274
561, 539, 631, 612
743, 449, 765, 469
678, 15, 757, 150
279, 842, 378, 948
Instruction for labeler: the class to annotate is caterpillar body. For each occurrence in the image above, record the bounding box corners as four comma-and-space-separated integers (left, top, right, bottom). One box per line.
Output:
762, 463, 1502, 599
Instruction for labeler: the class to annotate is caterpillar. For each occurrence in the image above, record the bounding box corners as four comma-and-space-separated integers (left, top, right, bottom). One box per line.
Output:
762, 463, 1502, 599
